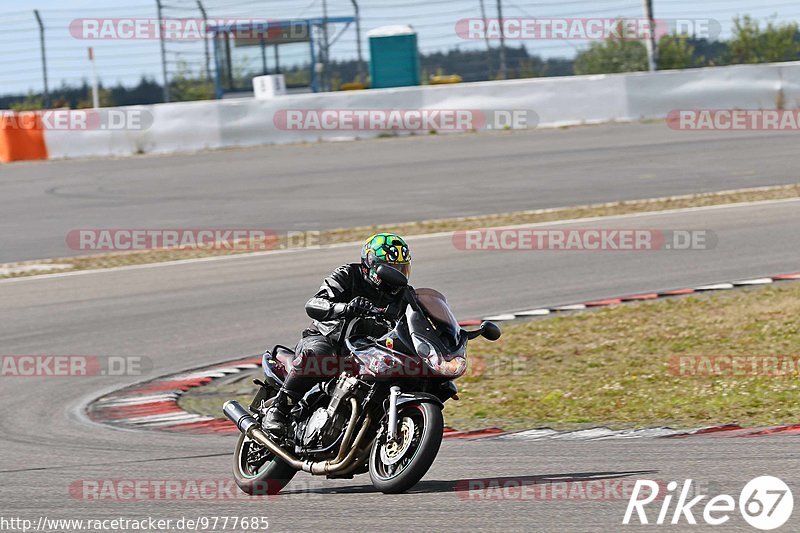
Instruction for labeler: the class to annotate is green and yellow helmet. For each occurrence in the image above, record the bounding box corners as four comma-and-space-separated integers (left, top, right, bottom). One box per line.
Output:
360, 233, 411, 289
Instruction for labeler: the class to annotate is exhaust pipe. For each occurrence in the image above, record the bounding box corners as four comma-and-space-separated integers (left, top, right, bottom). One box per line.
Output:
222, 399, 369, 475
223, 399, 259, 434
223, 400, 305, 470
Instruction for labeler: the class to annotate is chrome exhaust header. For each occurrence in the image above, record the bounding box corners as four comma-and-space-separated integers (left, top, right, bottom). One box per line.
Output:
223, 400, 305, 470
223, 399, 369, 475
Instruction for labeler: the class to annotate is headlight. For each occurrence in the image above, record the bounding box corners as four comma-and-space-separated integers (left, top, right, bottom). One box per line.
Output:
412, 334, 434, 357
412, 334, 467, 378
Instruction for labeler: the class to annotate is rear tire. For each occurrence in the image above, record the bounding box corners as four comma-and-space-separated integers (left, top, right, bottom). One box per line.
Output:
369, 402, 444, 494
232, 431, 297, 495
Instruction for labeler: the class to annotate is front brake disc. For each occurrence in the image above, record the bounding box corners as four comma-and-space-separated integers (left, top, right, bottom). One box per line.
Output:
379, 417, 416, 465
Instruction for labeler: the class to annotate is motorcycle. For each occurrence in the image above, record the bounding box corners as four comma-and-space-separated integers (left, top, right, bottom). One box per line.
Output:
222, 264, 502, 494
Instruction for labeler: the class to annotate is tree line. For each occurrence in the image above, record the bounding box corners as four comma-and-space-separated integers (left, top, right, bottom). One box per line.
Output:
3, 15, 798, 110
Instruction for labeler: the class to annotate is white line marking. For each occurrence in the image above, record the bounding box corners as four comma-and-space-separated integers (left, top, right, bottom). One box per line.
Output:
694, 283, 735, 290
483, 314, 517, 321
120, 412, 207, 424
495, 428, 559, 440
550, 428, 618, 440
207, 366, 244, 374
495, 427, 684, 440
0, 263, 72, 275
732, 278, 774, 285
514, 309, 551, 316
592, 428, 683, 439
133, 415, 216, 427
95, 394, 180, 407
173, 371, 228, 379
551, 304, 587, 311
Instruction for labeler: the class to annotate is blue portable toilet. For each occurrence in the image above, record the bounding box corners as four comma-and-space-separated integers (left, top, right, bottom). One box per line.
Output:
368, 25, 421, 88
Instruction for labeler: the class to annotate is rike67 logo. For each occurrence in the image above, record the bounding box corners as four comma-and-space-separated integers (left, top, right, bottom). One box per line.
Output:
623, 476, 793, 530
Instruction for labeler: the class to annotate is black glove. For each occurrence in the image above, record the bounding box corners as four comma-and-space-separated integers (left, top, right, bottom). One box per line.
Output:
345, 296, 373, 318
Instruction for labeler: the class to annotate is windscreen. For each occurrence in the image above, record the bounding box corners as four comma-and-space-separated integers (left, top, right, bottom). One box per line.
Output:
415, 288, 460, 339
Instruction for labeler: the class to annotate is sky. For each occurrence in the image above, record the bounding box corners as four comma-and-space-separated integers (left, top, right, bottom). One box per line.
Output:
1, 0, 799, 97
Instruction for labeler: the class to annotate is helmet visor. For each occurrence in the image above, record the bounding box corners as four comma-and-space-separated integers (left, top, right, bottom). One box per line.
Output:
386, 262, 411, 281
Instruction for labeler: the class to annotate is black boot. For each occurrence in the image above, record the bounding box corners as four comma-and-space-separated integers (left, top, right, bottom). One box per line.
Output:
262, 390, 294, 437
262, 374, 308, 437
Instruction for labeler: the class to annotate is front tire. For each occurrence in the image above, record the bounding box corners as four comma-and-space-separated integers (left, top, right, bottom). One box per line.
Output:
369, 402, 444, 494
232, 432, 297, 495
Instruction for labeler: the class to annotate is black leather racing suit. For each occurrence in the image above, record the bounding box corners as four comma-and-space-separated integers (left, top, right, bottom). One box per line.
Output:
285, 263, 405, 395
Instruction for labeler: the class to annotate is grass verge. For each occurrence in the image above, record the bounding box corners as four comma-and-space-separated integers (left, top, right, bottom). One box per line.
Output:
3, 183, 799, 280
179, 280, 800, 431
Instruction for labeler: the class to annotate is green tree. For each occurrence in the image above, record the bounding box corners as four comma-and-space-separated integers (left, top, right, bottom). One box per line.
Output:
77, 88, 115, 108
728, 16, 800, 64
573, 23, 648, 75
170, 61, 215, 102
282, 66, 311, 88
10, 94, 43, 111
517, 58, 542, 78
658, 34, 703, 69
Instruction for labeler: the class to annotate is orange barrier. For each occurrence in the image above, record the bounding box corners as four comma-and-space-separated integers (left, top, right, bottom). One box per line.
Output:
0, 112, 48, 163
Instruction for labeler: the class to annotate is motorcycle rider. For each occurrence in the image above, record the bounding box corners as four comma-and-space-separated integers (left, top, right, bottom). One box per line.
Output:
263, 233, 412, 437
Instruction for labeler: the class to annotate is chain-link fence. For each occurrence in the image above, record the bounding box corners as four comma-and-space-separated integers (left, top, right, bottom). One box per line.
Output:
3, 0, 800, 108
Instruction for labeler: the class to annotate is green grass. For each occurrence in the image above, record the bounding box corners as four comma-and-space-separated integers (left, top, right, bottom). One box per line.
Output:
447, 283, 800, 430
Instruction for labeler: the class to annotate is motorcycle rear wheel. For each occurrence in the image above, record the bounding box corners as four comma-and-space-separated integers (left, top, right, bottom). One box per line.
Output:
369, 402, 444, 494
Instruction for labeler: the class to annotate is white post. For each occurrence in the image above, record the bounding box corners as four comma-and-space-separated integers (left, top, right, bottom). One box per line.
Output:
479, 0, 493, 78
642, 0, 657, 72
496, 0, 507, 79
89, 47, 100, 108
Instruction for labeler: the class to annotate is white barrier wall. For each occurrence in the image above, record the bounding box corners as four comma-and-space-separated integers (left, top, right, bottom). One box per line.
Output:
43, 61, 800, 160
625, 63, 791, 118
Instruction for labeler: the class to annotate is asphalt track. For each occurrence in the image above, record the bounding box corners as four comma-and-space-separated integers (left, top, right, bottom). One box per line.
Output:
2, 122, 800, 262
1, 199, 799, 531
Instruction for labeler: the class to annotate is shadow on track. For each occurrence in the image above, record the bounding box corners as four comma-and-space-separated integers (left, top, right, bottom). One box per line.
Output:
280, 469, 657, 495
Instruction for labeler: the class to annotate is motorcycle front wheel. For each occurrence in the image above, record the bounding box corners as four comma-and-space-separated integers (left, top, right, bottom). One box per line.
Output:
368, 402, 444, 494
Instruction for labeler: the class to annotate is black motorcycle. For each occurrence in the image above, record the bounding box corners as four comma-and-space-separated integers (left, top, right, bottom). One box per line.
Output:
223, 264, 501, 494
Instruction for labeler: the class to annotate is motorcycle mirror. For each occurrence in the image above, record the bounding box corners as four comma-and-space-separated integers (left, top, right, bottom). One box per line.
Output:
480, 321, 502, 341
464, 320, 503, 341
376, 263, 408, 288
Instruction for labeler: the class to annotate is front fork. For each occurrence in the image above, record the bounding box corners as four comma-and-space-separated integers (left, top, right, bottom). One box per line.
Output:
386, 386, 402, 441
385, 382, 454, 441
